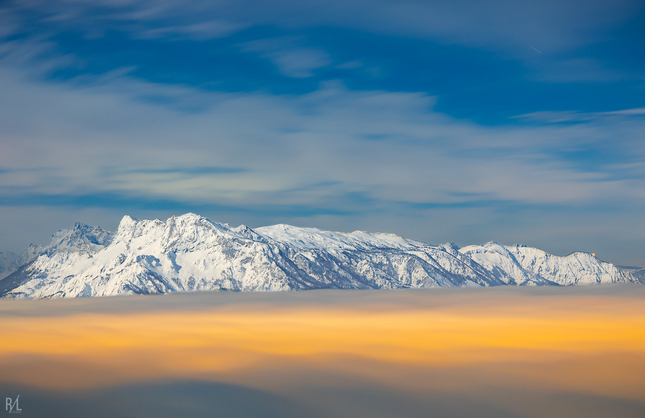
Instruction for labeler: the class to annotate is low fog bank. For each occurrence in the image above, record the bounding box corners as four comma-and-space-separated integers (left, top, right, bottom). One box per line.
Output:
1, 283, 644, 318
1, 285, 644, 418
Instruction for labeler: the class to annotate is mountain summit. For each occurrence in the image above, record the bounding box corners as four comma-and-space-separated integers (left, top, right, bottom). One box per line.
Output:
0, 213, 639, 299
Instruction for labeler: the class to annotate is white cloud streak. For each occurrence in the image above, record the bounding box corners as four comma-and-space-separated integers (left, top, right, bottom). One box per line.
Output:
515, 108, 645, 123
0, 67, 643, 210
240, 37, 331, 78
3, 0, 640, 53
2, 0, 639, 85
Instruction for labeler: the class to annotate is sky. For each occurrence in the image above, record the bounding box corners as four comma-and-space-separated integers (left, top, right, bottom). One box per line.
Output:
0, 0, 644, 266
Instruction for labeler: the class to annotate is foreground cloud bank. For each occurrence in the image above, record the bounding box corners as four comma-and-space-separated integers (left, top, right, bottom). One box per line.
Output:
1, 287, 645, 418
0, 213, 639, 299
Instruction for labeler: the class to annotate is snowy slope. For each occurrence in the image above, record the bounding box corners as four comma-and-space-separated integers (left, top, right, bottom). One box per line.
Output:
459, 242, 634, 286
634, 268, 645, 284
508, 244, 633, 285
0, 213, 639, 299
15, 222, 113, 266
0, 223, 112, 280
459, 242, 548, 285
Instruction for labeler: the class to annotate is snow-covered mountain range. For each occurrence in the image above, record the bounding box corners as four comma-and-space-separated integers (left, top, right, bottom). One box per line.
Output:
0, 213, 640, 299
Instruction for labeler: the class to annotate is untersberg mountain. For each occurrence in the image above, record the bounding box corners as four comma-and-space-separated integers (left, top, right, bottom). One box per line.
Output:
0, 213, 639, 299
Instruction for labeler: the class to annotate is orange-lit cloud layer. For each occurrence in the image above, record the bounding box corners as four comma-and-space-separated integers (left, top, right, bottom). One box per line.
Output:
1, 286, 645, 411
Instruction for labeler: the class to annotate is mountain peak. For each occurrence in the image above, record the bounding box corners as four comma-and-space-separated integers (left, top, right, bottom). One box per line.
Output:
118, 215, 139, 229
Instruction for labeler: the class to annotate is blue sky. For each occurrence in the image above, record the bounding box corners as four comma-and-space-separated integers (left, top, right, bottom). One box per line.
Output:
0, 0, 644, 266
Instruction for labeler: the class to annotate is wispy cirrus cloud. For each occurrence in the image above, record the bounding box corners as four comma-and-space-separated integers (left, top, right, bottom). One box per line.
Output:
514, 108, 645, 123
4, 0, 641, 51
240, 37, 331, 78
136, 20, 247, 41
